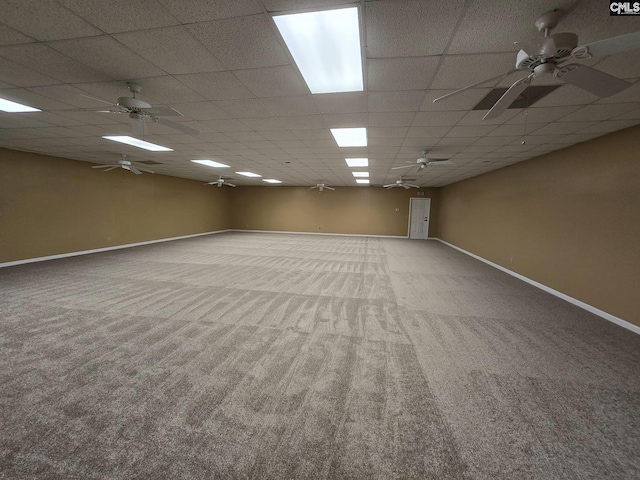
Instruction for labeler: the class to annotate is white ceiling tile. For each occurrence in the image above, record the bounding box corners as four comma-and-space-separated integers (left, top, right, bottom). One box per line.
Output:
366, 0, 466, 57
113, 27, 226, 75
368, 91, 424, 112
613, 108, 640, 121
487, 123, 543, 136
412, 111, 467, 126
456, 109, 520, 126
261, 95, 319, 116
197, 118, 249, 132
368, 127, 408, 138
532, 121, 598, 136
0, 57, 61, 87
473, 135, 521, 146
50, 36, 165, 79
174, 72, 254, 100
158, 0, 264, 23
240, 117, 290, 131
59, 0, 179, 33
402, 137, 441, 147
448, 0, 570, 54
313, 93, 367, 114
367, 112, 415, 127
215, 99, 275, 118
0, 24, 35, 46
280, 115, 327, 130
446, 125, 497, 137
506, 106, 583, 124
187, 15, 289, 70
0, 43, 110, 83
131, 76, 207, 104
1, 0, 101, 41
234, 66, 307, 98
369, 137, 403, 147
367, 57, 440, 91
321, 113, 367, 128
406, 126, 453, 138
576, 119, 639, 135
431, 53, 515, 90
559, 103, 640, 122
592, 49, 640, 80
170, 101, 232, 121
225, 131, 267, 142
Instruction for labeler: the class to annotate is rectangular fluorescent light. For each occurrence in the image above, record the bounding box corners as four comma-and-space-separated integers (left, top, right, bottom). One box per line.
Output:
345, 158, 368, 167
191, 159, 229, 168
263, 179, 282, 184
356, 179, 370, 184
236, 171, 262, 178
273, 7, 363, 94
0, 98, 41, 112
103, 136, 172, 151
330, 127, 367, 147
352, 172, 369, 178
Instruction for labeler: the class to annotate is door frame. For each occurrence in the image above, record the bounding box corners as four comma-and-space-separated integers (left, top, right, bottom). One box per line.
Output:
408, 197, 431, 239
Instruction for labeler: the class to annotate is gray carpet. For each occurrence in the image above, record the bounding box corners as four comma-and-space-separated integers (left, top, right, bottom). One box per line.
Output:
1, 232, 638, 479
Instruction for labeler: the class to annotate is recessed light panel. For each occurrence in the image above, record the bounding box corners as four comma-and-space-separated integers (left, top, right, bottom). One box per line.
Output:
345, 158, 368, 167
236, 171, 262, 177
356, 179, 370, 184
0, 98, 41, 112
274, 7, 363, 94
263, 179, 282, 184
330, 127, 367, 147
191, 159, 229, 168
103, 136, 172, 152
352, 172, 369, 178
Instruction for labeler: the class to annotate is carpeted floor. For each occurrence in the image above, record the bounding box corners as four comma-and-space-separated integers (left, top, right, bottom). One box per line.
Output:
1, 232, 639, 479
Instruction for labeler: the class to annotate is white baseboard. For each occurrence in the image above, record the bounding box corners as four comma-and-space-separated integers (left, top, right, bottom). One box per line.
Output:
230, 229, 407, 239
434, 238, 639, 336
0, 230, 232, 268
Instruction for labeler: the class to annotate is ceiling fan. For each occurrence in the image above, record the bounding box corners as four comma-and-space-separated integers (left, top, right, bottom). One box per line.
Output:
91, 154, 154, 175
384, 177, 420, 189
83, 82, 200, 135
205, 176, 236, 187
434, 9, 640, 120
310, 183, 335, 191
393, 150, 454, 172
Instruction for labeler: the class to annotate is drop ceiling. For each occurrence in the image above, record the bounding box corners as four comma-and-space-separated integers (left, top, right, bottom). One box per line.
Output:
0, 0, 639, 187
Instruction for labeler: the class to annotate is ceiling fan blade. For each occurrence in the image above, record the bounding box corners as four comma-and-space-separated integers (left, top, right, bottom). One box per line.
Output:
428, 159, 453, 166
402, 185, 410, 189
383, 185, 394, 188
129, 166, 143, 175
92, 164, 115, 169
226, 182, 237, 187
309, 186, 318, 189
556, 64, 631, 97
432, 69, 519, 103
325, 186, 335, 190
137, 167, 155, 174
483, 76, 531, 120
155, 117, 200, 135
103, 166, 119, 172
97, 109, 127, 114
406, 184, 420, 188
391, 164, 415, 170
573, 31, 640, 59
142, 106, 183, 117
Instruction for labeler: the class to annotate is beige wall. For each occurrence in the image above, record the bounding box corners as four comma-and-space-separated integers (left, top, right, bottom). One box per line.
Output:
0, 149, 231, 263
229, 186, 439, 237
438, 125, 640, 327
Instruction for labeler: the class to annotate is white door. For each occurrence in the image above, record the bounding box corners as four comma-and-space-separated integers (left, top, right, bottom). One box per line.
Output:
409, 198, 430, 239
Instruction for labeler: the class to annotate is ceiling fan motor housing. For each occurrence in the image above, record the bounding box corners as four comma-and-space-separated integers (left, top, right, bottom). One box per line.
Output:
516, 32, 579, 70
117, 96, 151, 110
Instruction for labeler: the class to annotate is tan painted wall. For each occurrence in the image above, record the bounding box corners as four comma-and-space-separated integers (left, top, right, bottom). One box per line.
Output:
230, 186, 439, 237
438, 125, 640, 327
0, 148, 231, 263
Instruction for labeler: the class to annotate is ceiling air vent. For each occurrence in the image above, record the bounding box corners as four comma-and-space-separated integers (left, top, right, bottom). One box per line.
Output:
473, 85, 561, 110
